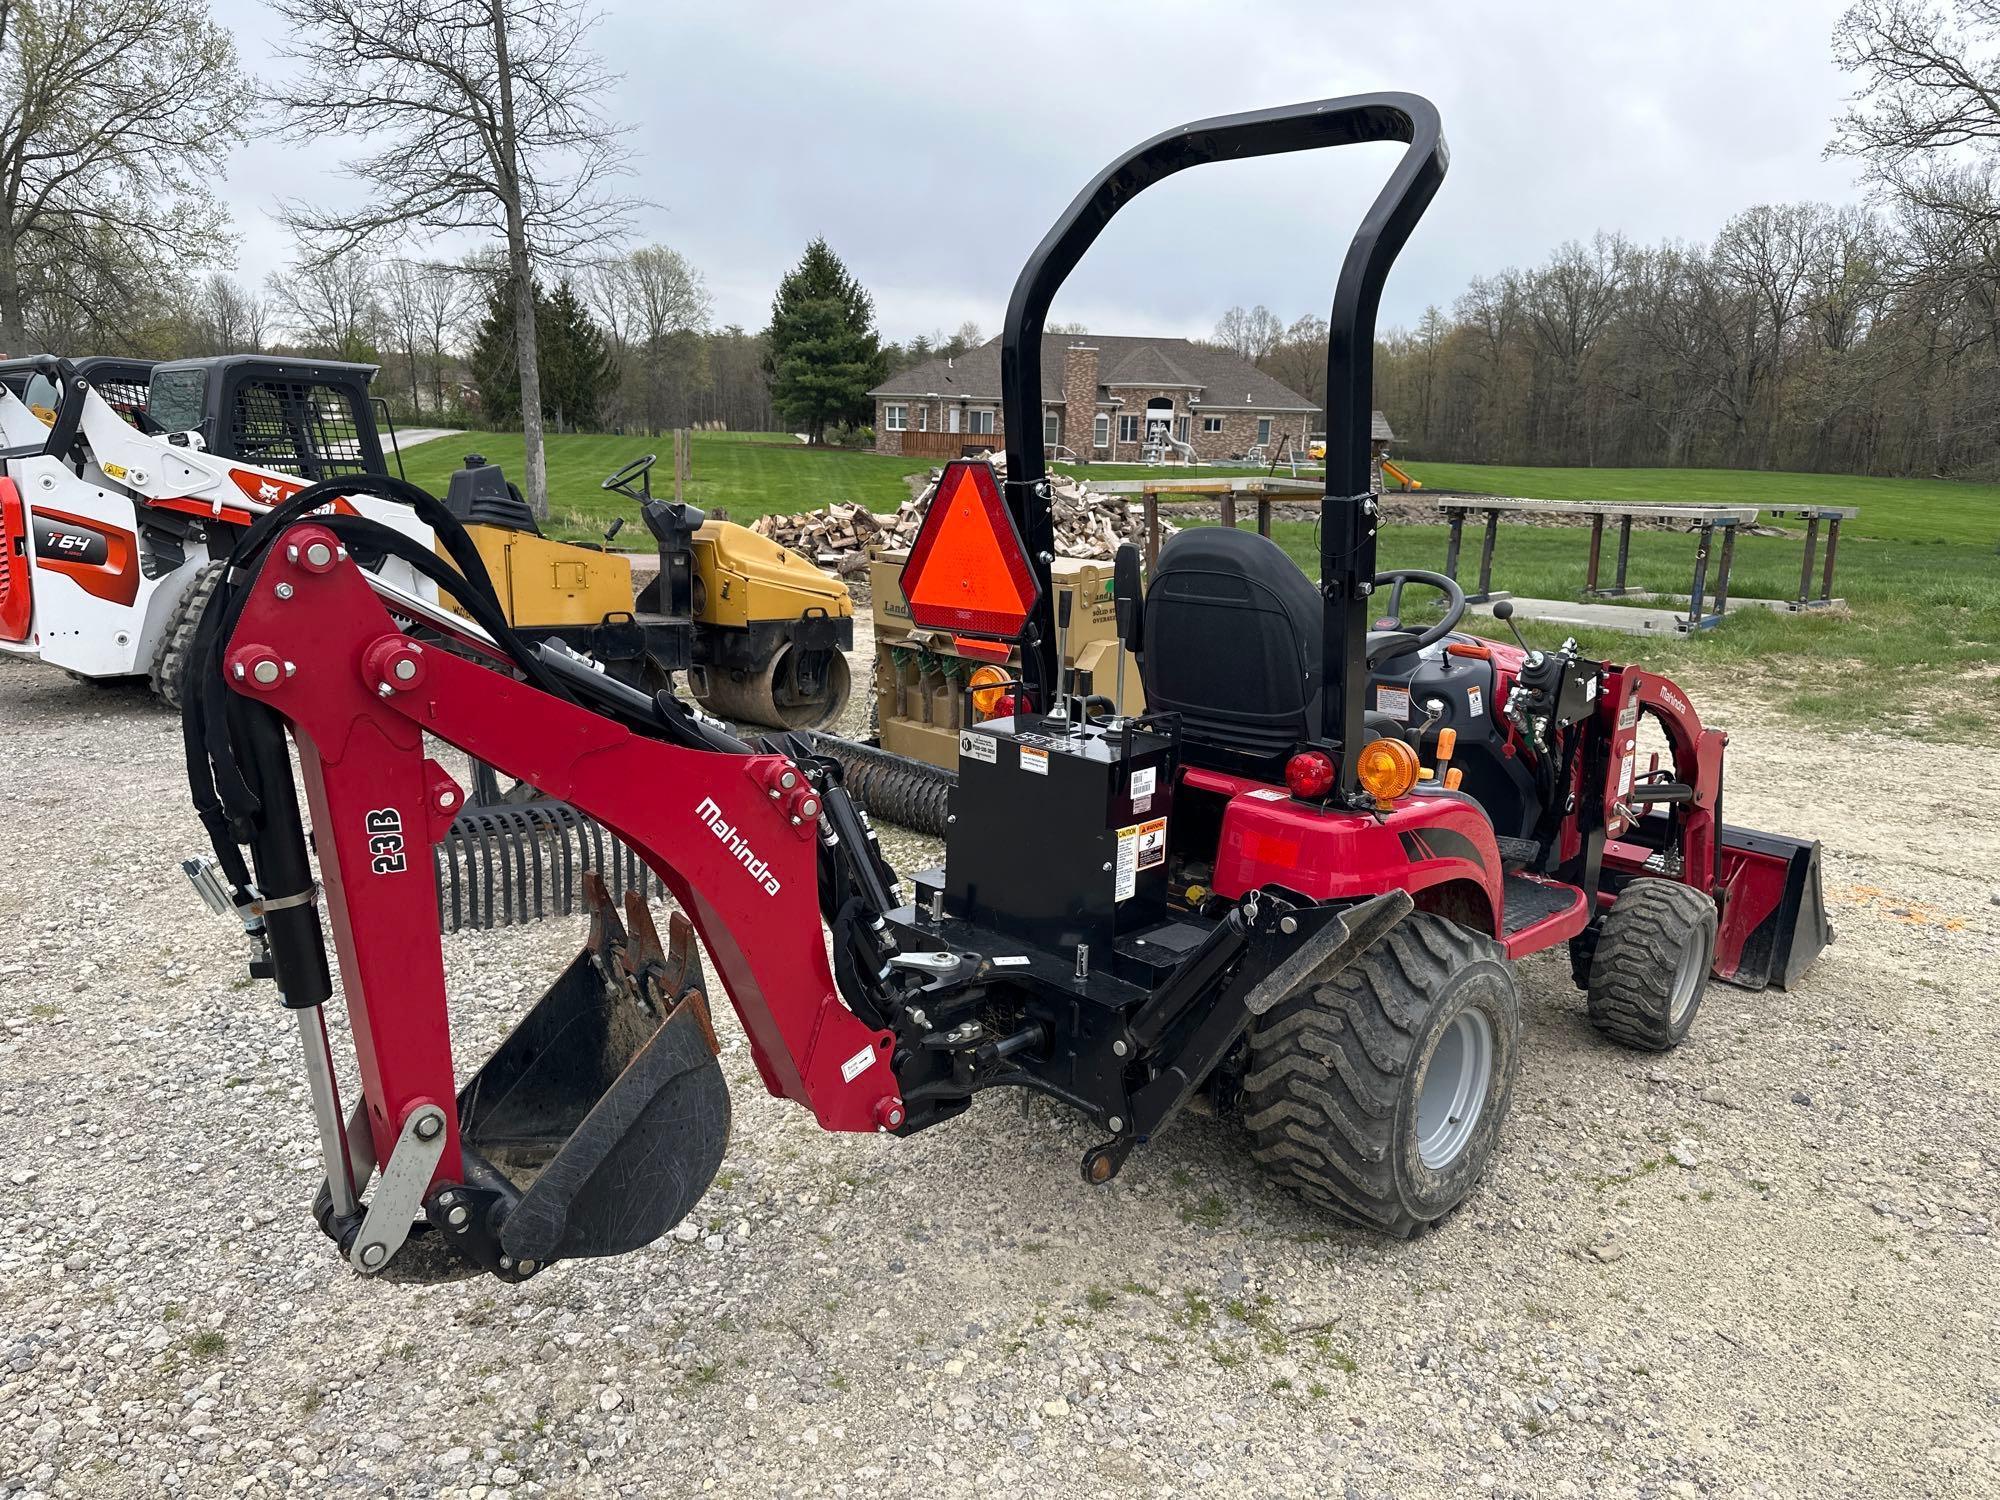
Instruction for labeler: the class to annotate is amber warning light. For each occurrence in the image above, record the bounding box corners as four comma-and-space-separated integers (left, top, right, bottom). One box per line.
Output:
898, 460, 1042, 639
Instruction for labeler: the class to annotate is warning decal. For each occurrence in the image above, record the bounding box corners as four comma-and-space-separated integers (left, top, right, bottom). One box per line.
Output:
1020, 745, 1049, 776
1375, 685, 1411, 720
1113, 817, 1168, 902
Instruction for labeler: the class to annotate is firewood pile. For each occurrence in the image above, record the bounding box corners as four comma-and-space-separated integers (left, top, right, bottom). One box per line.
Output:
748, 462, 1174, 575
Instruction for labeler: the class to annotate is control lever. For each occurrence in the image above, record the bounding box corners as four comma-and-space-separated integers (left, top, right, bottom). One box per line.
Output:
1491, 598, 1533, 655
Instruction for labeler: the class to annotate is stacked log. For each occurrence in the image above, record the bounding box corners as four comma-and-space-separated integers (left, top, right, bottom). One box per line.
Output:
748, 462, 1172, 573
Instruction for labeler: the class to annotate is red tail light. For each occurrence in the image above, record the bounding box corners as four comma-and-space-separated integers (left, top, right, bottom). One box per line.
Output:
1284, 751, 1335, 800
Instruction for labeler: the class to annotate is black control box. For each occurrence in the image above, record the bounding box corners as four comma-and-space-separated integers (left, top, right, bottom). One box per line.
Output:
945, 715, 1175, 955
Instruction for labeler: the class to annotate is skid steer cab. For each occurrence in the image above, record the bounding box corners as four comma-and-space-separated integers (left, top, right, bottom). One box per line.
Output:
176, 92, 1829, 1288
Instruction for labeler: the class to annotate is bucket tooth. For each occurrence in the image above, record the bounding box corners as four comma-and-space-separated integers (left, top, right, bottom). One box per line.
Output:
454, 875, 728, 1269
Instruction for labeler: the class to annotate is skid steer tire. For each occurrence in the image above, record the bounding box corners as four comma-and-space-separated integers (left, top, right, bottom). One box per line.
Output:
1242, 912, 1521, 1239
148, 560, 226, 710
1584, 878, 1717, 1052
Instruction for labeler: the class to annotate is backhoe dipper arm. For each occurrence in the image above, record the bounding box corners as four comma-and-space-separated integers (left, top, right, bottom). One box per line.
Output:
217, 524, 903, 1200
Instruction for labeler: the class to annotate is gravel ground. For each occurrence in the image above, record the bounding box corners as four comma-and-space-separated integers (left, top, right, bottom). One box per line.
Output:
2, 642, 1996, 1500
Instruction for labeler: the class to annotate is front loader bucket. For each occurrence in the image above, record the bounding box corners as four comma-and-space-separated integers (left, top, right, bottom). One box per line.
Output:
434, 795, 664, 931
451, 877, 729, 1269
1714, 825, 1833, 991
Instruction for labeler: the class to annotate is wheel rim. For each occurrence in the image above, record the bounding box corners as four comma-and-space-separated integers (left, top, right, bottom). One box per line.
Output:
1668, 925, 1710, 1025
1415, 1008, 1494, 1170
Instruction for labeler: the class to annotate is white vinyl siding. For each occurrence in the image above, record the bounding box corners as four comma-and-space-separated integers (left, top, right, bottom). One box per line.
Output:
885, 404, 907, 431
1093, 413, 1110, 449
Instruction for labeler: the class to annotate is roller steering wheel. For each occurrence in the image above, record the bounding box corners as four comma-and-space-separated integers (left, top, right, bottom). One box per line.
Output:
1367, 568, 1468, 663
601, 453, 657, 500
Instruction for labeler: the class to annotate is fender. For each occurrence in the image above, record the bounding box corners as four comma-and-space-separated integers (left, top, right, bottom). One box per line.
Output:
1189, 766, 1505, 937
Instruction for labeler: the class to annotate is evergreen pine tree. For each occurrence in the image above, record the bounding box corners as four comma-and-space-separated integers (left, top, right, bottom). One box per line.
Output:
764, 238, 884, 443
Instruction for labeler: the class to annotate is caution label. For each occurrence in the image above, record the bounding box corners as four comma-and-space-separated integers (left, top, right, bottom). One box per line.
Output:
1020, 745, 1049, 776
1375, 685, 1411, 720
1113, 817, 1168, 902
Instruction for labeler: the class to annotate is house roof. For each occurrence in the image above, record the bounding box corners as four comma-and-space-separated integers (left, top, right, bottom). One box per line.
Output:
871, 334, 1320, 413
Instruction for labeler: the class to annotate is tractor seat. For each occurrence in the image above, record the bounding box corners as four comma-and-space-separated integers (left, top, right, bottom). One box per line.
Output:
1139, 528, 1330, 779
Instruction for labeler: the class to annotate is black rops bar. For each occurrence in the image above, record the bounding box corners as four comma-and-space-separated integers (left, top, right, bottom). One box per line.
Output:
997, 93, 1447, 796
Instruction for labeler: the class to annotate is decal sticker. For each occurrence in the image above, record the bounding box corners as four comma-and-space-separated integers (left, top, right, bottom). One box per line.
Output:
1246, 788, 1288, 801
1584, 674, 1599, 701
1467, 686, 1484, 717
1619, 753, 1635, 798
960, 731, 997, 764
840, 1045, 876, 1083
1619, 700, 1640, 729
992, 955, 1031, 968
1114, 817, 1168, 901
1130, 766, 1157, 800
1132, 793, 1152, 814
1375, 685, 1411, 720
1398, 826, 1489, 871
695, 796, 782, 896
1020, 745, 1049, 776
364, 809, 408, 875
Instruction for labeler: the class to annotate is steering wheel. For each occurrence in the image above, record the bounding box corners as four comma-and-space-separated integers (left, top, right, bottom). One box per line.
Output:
601, 453, 657, 499
1367, 568, 1468, 663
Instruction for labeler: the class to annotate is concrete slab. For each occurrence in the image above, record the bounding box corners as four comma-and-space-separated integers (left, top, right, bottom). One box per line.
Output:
1470, 594, 1846, 637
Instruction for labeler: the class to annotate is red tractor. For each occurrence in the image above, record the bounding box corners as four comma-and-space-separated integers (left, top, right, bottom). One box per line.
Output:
178, 94, 1828, 1281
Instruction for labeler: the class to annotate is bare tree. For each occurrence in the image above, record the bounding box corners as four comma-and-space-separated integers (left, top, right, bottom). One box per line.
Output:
268, 0, 641, 516
416, 262, 479, 412
197, 274, 265, 354
1213, 305, 1284, 361
594, 245, 713, 433
0, 0, 250, 349
266, 255, 384, 359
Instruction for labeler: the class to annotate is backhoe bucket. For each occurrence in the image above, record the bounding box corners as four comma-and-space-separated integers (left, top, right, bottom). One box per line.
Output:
1713, 825, 1832, 991
452, 877, 729, 1267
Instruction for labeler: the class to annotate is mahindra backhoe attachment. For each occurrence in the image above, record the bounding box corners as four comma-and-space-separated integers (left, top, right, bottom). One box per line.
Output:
179, 475, 905, 1282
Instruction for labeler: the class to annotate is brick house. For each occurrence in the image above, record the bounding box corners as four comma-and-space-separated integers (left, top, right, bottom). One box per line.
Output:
872, 334, 1367, 470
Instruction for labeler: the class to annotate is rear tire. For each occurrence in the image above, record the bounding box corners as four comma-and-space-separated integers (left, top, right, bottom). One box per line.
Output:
148, 560, 225, 710
1243, 912, 1521, 1238
1584, 878, 1717, 1051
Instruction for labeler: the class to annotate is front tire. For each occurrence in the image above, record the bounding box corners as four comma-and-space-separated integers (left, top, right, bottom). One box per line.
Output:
1242, 913, 1522, 1238
1584, 878, 1718, 1051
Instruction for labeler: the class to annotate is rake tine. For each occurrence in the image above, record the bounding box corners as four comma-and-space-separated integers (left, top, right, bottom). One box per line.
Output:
475, 814, 498, 930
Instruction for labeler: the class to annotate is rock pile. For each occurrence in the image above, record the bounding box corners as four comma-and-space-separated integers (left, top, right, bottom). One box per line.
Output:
748, 463, 1172, 574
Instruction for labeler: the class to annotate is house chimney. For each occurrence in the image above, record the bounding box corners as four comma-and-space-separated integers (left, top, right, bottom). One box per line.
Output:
1062, 343, 1099, 464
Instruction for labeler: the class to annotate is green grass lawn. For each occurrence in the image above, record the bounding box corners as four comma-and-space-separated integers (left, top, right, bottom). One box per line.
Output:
397, 431, 928, 540
1395, 461, 2000, 546
393, 432, 2000, 735
1247, 518, 2000, 738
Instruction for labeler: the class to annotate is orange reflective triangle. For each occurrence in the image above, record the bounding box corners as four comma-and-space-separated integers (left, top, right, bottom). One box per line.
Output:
899, 461, 1039, 638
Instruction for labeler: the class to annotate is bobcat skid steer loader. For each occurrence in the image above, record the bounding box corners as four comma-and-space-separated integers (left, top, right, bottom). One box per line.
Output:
0, 356, 434, 694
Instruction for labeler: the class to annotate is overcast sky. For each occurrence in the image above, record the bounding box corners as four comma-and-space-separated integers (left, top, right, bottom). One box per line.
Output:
208, 0, 1866, 345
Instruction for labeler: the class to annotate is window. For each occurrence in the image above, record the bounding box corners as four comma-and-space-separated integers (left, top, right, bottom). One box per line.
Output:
968, 410, 995, 435
947, 407, 961, 433
1117, 414, 1141, 443
885, 404, 907, 432
1174, 415, 1190, 444
1256, 416, 1273, 446
1043, 412, 1061, 448
917, 405, 929, 431
1202, 415, 1224, 434
1093, 413, 1110, 449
